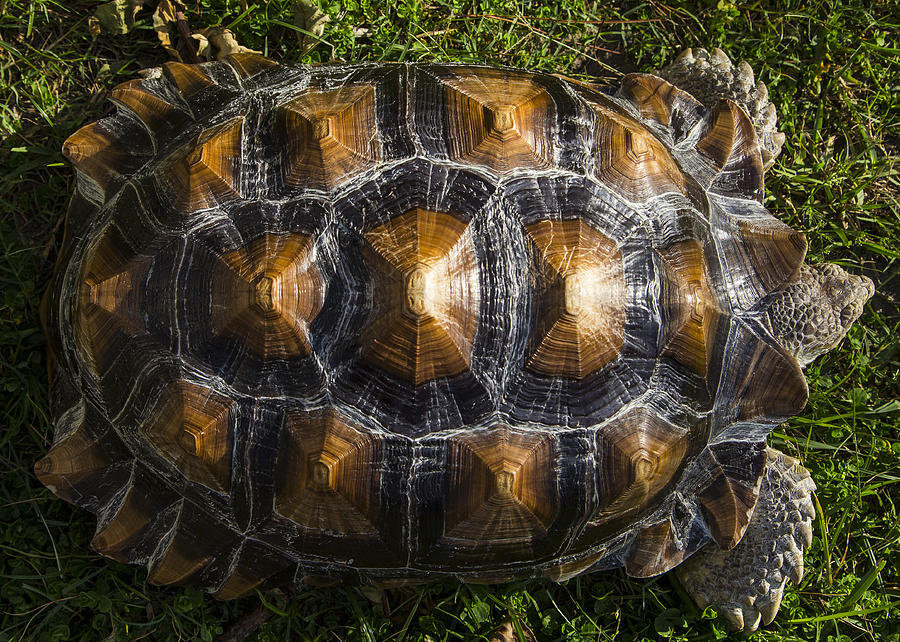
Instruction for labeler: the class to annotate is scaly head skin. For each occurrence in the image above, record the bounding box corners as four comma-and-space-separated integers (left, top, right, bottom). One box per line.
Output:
766, 263, 874, 367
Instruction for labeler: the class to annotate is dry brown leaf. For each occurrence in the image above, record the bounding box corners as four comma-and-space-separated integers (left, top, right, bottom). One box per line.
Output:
87, 16, 102, 38
488, 621, 537, 642
194, 27, 261, 61
93, 0, 144, 35
152, 0, 186, 60
291, 0, 329, 54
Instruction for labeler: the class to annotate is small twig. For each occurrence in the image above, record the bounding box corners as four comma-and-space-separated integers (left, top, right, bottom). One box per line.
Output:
215, 604, 273, 642
175, 10, 202, 63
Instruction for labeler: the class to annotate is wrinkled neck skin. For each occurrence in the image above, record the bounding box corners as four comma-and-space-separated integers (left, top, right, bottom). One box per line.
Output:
763, 263, 874, 368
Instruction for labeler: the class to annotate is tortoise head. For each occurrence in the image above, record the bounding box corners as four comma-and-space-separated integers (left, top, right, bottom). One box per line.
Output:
766, 263, 874, 367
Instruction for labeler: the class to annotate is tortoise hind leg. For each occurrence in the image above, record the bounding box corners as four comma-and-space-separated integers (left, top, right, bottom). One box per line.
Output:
675, 448, 816, 633
658, 48, 785, 170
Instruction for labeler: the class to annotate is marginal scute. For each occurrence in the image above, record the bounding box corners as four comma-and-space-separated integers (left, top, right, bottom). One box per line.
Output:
624, 519, 690, 577
211, 233, 324, 359
91, 473, 178, 563
697, 100, 764, 201
699, 472, 760, 551
278, 84, 380, 190
109, 79, 181, 140
716, 321, 808, 423
525, 218, 625, 378
147, 503, 240, 586
141, 381, 234, 492
165, 118, 243, 211
211, 540, 295, 600
62, 120, 147, 204
34, 418, 127, 507
737, 218, 807, 293
442, 69, 554, 171
225, 53, 278, 79
274, 411, 382, 535
361, 208, 480, 385
162, 62, 216, 99
619, 73, 701, 128
75, 227, 151, 373
657, 239, 722, 377
439, 428, 556, 555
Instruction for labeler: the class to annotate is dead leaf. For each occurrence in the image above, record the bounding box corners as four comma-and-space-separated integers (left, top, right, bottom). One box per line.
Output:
488, 621, 537, 642
93, 0, 144, 35
194, 26, 261, 60
152, 0, 186, 60
87, 16, 102, 38
291, 0, 329, 54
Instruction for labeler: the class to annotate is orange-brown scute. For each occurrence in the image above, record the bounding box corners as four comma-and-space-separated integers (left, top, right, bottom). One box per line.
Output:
164, 118, 243, 212
525, 218, 625, 378
278, 85, 380, 190
75, 227, 151, 374
274, 410, 382, 535
429, 427, 556, 564
141, 381, 234, 493
592, 104, 686, 202
443, 69, 555, 171
361, 208, 480, 385
594, 408, 690, 524
211, 233, 324, 360
657, 239, 722, 377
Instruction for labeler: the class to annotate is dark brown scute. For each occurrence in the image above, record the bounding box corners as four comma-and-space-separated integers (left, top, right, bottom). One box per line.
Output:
422, 427, 557, 565
625, 519, 690, 577
211, 540, 296, 600
162, 62, 216, 99
442, 69, 555, 172
148, 503, 240, 586
274, 410, 382, 535
226, 53, 278, 79
716, 321, 809, 423
361, 207, 479, 385
62, 118, 150, 203
164, 118, 243, 211
90, 467, 180, 563
525, 218, 625, 379
697, 100, 764, 201
140, 381, 234, 493
738, 218, 807, 293
211, 233, 324, 359
696, 441, 767, 550
594, 408, 689, 523
278, 84, 381, 190
592, 104, 688, 202
75, 226, 151, 374
619, 74, 680, 126
657, 239, 722, 377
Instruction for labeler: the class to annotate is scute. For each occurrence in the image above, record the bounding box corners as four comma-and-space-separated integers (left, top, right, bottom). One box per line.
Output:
42, 58, 814, 591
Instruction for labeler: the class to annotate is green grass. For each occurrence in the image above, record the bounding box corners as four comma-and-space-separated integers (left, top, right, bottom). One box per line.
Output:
1, 0, 898, 640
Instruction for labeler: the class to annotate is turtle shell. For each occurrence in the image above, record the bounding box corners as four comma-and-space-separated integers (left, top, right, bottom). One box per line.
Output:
38, 55, 811, 596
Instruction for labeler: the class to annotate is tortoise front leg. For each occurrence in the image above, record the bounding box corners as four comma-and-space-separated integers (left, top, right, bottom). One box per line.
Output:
675, 448, 816, 632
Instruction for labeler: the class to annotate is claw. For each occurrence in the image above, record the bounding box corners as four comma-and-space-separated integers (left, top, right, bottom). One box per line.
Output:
675, 48, 695, 64
758, 582, 786, 625
798, 521, 813, 548
741, 607, 762, 633
720, 605, 745, 631
711, 48, 732, 68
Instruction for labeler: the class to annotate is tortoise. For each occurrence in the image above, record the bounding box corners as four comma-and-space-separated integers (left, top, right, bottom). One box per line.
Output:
37, 47, 873, 632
